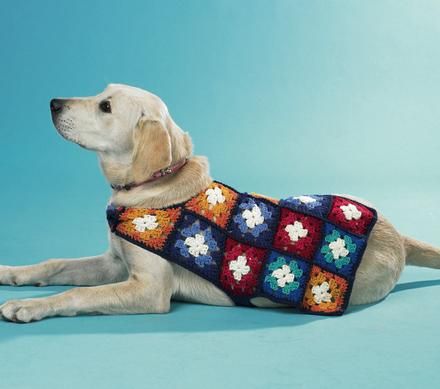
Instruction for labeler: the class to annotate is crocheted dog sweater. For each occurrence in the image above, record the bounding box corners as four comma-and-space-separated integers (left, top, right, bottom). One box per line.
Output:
106, 181, 377, 316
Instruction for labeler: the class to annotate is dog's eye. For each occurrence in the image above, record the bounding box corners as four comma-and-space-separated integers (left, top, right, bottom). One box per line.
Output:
99, 100, 112, 113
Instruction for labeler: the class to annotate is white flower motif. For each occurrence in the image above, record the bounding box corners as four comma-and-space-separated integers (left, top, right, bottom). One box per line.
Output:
284, 221, 308, 242
132, 214, 159, 232
184, 233, 209, 257
294, 195, 317, 204
205, 186, 226, 206
271, 265, 295, 288
329, 238, 349, 259
229, 255, 251, 281
242, 205, 264, 229
340, 203, 362, 221
312, 282, 332, 304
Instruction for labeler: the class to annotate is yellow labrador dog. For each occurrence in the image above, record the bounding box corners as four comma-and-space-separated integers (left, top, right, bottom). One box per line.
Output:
0, 83, 439, 323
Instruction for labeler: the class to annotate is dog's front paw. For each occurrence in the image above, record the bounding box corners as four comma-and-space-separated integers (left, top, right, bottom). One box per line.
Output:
0, 265, 17, 285
0, 265, 44, 286
0, 299, 49, 323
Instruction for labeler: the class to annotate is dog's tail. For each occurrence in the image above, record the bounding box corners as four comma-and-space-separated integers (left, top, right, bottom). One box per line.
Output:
404, 236, 440, 268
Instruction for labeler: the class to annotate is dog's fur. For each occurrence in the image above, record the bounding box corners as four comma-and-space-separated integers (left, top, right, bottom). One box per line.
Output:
1, 83, 439, 323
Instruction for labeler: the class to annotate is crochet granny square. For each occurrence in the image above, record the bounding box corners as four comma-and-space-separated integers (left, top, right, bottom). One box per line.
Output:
166, 213, 227, 282
302, 265, 349, 314
227, 195, 280, 248
279, 194, 332, 219
261, 251, 311, 306
272, 208, 323, 261
313, 223, 366, 279
327, 196, 376, 236
185, 182, 239, 228
111, 206, 181, 251
219, 238, 267, 297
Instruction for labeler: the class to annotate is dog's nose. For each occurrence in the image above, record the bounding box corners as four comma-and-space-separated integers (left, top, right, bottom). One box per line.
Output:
50, 99, 64, 114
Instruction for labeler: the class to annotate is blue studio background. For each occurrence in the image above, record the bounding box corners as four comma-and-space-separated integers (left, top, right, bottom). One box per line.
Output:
1, 1, 439, 388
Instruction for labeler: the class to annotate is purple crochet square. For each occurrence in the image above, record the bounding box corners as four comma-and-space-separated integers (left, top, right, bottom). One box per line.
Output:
166, 212, 226, 283
227, 195, 279, 248
279, 195, 332, 219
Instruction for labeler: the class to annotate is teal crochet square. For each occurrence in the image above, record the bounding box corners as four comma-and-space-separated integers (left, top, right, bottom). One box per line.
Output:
261, 251, 311, 306
313, 223, 366, 279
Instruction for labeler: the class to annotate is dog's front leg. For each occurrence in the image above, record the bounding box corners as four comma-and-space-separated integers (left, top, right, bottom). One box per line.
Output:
0, 252, 128, 286
0, 248, 174, 323
0, 277, 170, 323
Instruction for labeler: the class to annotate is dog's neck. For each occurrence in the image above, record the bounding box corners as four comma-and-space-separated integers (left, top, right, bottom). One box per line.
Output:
100, 155, 213, 208
110, 157, 189, 191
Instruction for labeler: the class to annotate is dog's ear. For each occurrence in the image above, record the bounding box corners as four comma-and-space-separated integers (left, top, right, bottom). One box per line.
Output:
131, 118, 172, 182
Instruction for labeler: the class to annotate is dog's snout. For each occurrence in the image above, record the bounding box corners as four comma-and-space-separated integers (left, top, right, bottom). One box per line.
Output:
50, 99, 64, 115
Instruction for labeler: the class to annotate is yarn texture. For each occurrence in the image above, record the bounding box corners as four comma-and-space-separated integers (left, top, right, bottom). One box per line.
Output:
107, 181, 377, 316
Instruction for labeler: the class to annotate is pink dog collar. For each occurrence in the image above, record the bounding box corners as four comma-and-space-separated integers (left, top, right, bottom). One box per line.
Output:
111, 158, 188, 191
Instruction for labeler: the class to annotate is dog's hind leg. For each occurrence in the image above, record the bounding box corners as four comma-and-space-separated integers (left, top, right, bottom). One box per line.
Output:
350, 213, 440, 306
0, 252, 128, 287
349, 215, 406, 306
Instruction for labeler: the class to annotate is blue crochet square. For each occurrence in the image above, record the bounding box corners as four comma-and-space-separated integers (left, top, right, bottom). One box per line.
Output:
167, 212, 226, 283
313, 222, 366, 279
260, 251, 311, 306
279, 195, 332, 219
227, 195, 279, 248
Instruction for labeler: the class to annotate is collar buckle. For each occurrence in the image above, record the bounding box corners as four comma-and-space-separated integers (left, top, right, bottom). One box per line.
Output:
160, 166, 173, 176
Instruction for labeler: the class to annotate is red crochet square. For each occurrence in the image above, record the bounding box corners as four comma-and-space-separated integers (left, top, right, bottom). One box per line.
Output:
327, 196, 375, 236
220, 238, 267, 296
272, 208, 323, 261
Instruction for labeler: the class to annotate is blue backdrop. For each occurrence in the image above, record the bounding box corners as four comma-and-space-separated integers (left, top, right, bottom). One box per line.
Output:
0, 1, 439, 388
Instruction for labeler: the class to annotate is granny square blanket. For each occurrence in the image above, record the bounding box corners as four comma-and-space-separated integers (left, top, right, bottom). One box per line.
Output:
106, 181, 377, 315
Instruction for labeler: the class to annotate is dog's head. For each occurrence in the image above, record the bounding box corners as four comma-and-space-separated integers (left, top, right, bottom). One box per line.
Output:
50, 83, 192, 182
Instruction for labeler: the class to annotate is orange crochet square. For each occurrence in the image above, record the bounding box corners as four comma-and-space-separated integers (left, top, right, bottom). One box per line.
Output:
302, 265, 348, 314
116, 207, 181, 250
184, 182, 238, 228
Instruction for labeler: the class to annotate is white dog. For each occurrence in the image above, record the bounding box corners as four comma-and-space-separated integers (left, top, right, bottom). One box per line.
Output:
0, 83, 439, 322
